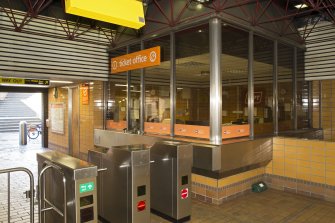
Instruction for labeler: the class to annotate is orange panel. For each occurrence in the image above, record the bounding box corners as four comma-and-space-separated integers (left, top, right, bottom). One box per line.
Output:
222, 124, 250, 139
111, 46, 160, 74
144, 122, 170, 135
175, 124, 210, 139
106, 120, 126, 130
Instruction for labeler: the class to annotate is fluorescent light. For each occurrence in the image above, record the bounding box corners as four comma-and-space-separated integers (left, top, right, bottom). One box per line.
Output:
295, 4, 308, 8
0, 83, 49, 88
50, 80, 73, 84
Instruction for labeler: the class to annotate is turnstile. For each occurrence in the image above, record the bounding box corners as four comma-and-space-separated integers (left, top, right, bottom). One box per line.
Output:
150, 141, 193, 222
88, 145, 151, 223
37, 151, 98, 223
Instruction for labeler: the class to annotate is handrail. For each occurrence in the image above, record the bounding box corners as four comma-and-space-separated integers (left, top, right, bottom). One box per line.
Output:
38, 162, 67, 223
0, 167, 34, 223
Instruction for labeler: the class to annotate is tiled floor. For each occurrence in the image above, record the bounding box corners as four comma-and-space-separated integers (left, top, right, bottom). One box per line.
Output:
1, 133, 335, 223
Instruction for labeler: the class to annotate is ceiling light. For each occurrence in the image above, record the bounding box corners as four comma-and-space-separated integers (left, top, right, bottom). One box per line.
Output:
194, 0, 210, 3
50, 80, 74, 84
196, 4, 203, 9
0, 83, 49, 88
295, 4, 308, 9
198, 29, 203, 33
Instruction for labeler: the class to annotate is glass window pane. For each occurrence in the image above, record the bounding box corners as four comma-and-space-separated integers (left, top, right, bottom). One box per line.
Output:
297, 49, 310, 129
106, 47, 127, 131
222, 26, 248, 126
175, 24, 210, 138
144, 35, 171, 135
128, 44, 142, 132
254, 35, 274, 135
278, 44, 293, 131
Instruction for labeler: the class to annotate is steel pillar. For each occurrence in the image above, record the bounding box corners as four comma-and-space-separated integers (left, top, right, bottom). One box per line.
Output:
126, 46, 131, 130
293, 47, 298, 130
170, 31, 176, 137
209, 17, 222, 144
140, 41, 145, 133
273, 40, 278, 135
248, 31, 254, 139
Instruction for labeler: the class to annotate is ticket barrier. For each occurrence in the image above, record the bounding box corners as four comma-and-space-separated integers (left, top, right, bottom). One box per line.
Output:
150, 141, 193, 222
88, 145, 151, 223
37, 151, 98, 223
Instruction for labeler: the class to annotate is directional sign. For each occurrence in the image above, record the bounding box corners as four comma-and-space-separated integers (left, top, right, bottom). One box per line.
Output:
79, 182, 95, 193
0, 77, 50, 86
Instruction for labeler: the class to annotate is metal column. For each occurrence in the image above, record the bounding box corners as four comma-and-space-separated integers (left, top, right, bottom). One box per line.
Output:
140, 41, 145, 133
319, 80, 322, 129
248, 31, 254, 139
170, 31, 176, 137
68, 88, 73, 155
103, 81, 108, 130
273, 40, 278, 135
126, 46, 131, 130
293, 47, 298, 130
209, 17, 222, 144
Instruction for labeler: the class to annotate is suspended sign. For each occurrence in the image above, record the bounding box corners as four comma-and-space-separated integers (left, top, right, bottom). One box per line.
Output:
65, 0, 145, 29
0, 77, 50, 86
111, 46, 161, 74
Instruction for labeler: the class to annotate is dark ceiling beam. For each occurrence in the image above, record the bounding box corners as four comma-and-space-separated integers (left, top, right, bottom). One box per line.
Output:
259, 3, 334, 24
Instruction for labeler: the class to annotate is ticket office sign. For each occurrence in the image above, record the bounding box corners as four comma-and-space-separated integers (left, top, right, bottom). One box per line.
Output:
111, 46, 161, 74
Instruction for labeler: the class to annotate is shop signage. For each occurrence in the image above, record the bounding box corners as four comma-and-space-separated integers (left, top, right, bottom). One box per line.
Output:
245, 91, 263, 104
0, 77, 50, 86
111, 46, 161, 74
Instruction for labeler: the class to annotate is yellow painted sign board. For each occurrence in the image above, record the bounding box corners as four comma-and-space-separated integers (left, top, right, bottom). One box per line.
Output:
111, 46, 161, 74
0, 77, 50, 86
65, 0, 145, 29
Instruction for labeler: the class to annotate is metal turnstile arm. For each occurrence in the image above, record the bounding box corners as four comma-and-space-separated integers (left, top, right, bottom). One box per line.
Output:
38, 163, 67, 223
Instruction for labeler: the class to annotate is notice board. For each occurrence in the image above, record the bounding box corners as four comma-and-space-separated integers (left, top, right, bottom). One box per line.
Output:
50, 102, 65, 134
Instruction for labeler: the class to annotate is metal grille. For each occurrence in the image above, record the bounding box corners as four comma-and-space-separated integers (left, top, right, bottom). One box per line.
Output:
0, 10, 109, 81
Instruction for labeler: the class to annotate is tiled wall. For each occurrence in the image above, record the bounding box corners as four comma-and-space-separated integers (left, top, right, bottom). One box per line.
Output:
48, 88, 69, 152
48, 81, 103, 159
79, 82, 103, 159
265, 137, 335, 202
192, 168, 266, 205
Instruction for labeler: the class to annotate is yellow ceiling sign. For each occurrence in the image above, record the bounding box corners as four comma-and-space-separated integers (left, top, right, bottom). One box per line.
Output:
0, 77, 50, 86
0, 77, 24, 85
65, 0, 145, 29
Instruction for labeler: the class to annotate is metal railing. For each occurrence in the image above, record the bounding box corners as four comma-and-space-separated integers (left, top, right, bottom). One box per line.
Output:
0, 167, 34, 223
38, 161, 67, 223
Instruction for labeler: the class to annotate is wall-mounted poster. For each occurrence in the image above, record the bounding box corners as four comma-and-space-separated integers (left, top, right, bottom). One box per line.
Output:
50, 102, 65, 134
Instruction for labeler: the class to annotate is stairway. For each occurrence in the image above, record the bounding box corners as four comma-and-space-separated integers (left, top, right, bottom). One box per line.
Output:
0, 93, 41, 132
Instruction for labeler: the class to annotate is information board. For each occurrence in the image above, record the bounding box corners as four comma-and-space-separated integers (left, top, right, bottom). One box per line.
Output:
50, 103, 65, 134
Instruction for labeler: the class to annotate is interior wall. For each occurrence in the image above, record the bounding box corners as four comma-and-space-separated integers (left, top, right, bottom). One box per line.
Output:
48, 88, 69, 152
48, 81, 104, 158
266, 137, 335, 186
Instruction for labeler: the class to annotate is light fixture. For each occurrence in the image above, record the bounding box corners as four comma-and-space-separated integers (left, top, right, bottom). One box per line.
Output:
294, 3, 308, 9
196, 4, 203, 9
194, 0, 211, 3
198, 29, 203, 33
0, 83, 49, 88
50, 80, 74, 84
